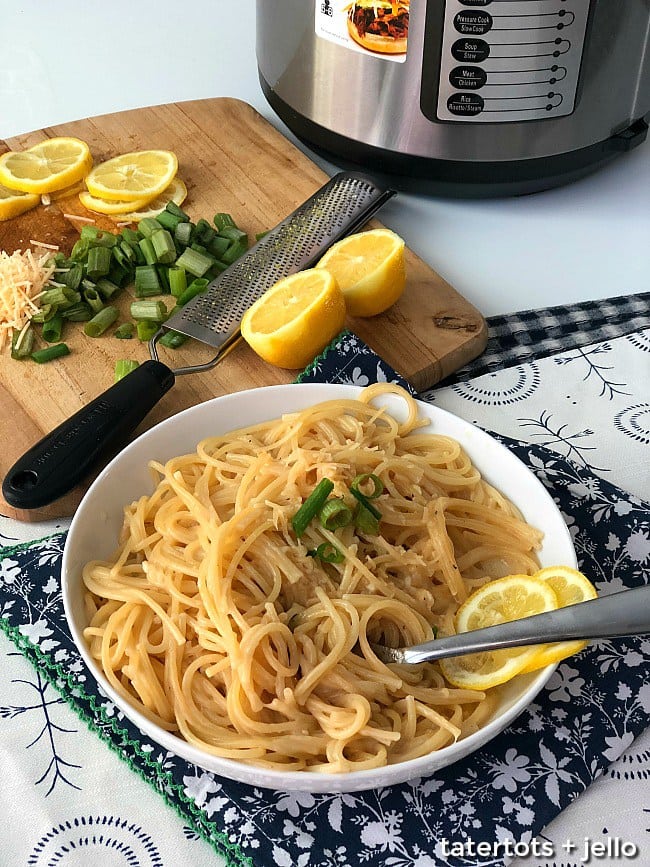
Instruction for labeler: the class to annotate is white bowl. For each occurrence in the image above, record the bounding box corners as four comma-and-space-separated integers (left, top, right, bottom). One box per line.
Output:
62, 383, 576, 792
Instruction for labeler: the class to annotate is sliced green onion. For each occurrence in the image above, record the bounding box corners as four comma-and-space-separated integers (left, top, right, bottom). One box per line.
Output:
159, 329, 188, 348
174, 221, 193, 248
130, 300, 168, 322
42, 312, 64, 343
83, 305, 118, 337
138, 217, 163, 238
40, 285, 69, 307
218, 225, 248, 244
80, 225, 101, 241
115, 322, 135, 339
61, 262, 82, 291
155, 209, 184, 231
213, 212, 236, 231
311, 542, 345, 564
291, 478, 335, 538
206, 235, 230, 258
121, 227, 143, 247
134, 265, 161, 297
31, 343, 70, 363
114, 359, 139, 382
349, 487, 381, 520
82, 284, 105, 314
61, 302, 92, 321
165, 201, 190, 220
176, 278, 208, 307
350, 473, 384, 499
194, 218, 216, 245
88, 228, 118, 248
150, 228, 176, 264
319, 498, 353, 531
138, 237, 157, 265
86, 245, 111, 280
70, 239, 89, 261
118, 240, 136, 263
169, 267, 187, 298
11, 325, 34, 359
29, 303, 56, 323
355, 505, 380, 536
137, 320, 159, 342
95, 278, 121, 300
175, 247, 214, 278
111, 245, 130, 270
221, 238, 248, 265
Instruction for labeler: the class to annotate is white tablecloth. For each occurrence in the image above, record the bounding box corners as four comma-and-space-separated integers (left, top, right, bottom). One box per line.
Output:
1, 327, 648, 866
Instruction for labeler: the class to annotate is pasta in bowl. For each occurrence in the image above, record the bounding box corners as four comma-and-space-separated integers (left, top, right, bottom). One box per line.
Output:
62, 383, 576, 792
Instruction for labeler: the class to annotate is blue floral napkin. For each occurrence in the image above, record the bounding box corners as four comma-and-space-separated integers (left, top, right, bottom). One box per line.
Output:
1, 333, 649, 867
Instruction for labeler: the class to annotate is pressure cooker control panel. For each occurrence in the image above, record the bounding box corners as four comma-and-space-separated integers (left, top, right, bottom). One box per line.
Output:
435, 0, 591, 122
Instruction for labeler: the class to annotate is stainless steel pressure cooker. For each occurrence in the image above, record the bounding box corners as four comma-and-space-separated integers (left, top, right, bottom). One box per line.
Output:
256, 0, 650, 196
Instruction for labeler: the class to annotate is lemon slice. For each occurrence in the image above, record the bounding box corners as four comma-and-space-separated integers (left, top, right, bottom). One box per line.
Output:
0, 137, 92, 194
0, 183, 40, 221
84, 150, 178, 202
79, 188, 159, 216
105, 177, 188, 221
439, 574, 559, 691
316, 228, 406, 317
240, 268, 346, 369
520, 566, 598, 673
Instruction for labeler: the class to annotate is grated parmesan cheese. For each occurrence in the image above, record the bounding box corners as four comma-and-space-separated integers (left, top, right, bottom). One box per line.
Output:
63, 212, 96, 224
0, 246, 57, 352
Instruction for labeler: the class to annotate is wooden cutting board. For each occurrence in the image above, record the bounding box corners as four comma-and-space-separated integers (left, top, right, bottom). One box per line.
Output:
0, 98, 487, 522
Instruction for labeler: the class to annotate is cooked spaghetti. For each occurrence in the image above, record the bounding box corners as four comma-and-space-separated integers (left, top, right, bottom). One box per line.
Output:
82, 384, 543, 773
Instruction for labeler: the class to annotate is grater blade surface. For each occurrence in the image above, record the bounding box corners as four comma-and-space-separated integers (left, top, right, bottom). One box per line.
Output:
161, 172, 394, 350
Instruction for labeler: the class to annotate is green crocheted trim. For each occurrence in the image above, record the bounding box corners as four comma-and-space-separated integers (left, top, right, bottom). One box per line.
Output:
0, 530, 66, 557
296, 329, 350, 382
0, 579, 252, 867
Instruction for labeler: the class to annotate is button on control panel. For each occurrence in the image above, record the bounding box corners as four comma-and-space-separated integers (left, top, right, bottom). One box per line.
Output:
436, 0, 591, 122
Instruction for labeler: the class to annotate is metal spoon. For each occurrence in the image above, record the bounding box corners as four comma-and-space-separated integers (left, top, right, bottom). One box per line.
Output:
371, 585, 650, 665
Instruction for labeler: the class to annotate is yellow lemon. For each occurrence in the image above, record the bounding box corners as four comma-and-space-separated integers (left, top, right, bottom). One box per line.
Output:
315, 228, 406, 317
439, 574, 559, 691
0, 183, 40, 221
84, 150, 178, 202
240, 268, 346, 369
104, 177, 188, 221
520, 566, 598, 673
0, 137, 93, 194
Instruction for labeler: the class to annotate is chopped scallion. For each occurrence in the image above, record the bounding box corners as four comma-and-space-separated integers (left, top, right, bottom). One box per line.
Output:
319, 498, 353, 531
349, 487, 382, 520
350, 473, 384, 499
175, 247, 214, 278
310, 542, 345, 564
150, 228, 176, 264
176, 278, 208, 307
291, 478, 335, 538
130, 300, 168, 322
42, 312, 64, 343
134, 265, 161, 297
83, 305, 118, 337
31, 343, 70, 363
136, 320, 159, 342
86, 245, 112, 280
169, 267, 187, 298
114, 359, 139, 382
115, 322, 135, 339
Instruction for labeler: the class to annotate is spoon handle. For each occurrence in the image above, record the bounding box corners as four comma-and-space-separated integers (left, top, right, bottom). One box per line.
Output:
385, 586, 650, 665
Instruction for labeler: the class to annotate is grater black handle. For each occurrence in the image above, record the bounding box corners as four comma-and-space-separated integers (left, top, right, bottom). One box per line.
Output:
2, 361, 175, 510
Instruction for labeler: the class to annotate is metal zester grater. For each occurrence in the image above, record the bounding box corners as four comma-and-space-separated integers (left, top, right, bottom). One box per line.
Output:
3, 172, 395, 510
150, 172, 395, 375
